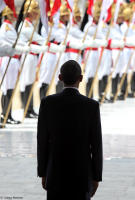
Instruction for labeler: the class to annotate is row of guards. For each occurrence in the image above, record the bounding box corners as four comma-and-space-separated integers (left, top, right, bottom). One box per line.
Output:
0, 0, 135, 128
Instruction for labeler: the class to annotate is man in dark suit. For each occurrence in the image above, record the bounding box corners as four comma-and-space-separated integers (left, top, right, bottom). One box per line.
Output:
37, 60, 103, 200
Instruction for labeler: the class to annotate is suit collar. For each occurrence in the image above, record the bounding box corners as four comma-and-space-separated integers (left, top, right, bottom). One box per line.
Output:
64, 87, 78, 91
61, 88, 80, 95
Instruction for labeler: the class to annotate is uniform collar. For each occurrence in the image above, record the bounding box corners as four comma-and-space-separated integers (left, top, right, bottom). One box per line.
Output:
59, 20, 65, 25
72, 18, 77, 25
92, 20, 98, 25
4, 20, 12, 24
25, 18, 32, 24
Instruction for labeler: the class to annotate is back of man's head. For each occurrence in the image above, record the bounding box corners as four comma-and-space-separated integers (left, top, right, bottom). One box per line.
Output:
60, 60, 82, 85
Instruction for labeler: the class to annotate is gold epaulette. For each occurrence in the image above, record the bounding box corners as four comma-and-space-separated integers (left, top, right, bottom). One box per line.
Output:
72, 23, 76, 27
25, 21, 30, 28
132, 24, 135, 30
58, 23, 63, 29
102, 22, 106, 28
5, 24, 11, 31
49, 22, 54, 27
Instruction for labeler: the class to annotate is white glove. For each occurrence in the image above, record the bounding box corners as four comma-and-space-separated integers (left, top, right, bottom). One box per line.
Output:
84, 39, 94, 48
58, 44, 66, 52
84, 39, 107, 48
68, 40, 85, 50
30, 44, 48, 54
125, 38, 135, 47
94, 39, 107, 48
111, 40, 124, 48
0, 41, 14, 57
15, 45, 30, 54
49, 43, 66, 53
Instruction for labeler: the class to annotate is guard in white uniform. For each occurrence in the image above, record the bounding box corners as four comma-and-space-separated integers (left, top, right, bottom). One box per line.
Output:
111, 13, 124, 99
64, 6, 85, 64
118, 6, 133, 99
0, 7, 21, 124
98, 21, 112, 99
83, 6, 101, 97
39, 14, 59, 100
129, 23, 135, 97
17, 0, 45, 118
55, 3, 70, 93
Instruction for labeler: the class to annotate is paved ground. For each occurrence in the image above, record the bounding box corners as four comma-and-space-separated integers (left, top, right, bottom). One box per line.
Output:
0, 98, 135, 200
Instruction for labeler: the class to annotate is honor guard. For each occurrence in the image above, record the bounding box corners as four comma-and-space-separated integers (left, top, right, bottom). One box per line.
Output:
64, 5, 85, 64
83, 5, 101, 98
128, 2, 135, 97
39, 5, 65, 100
111, 6, 125, 100
55, 3, 70, 93
0, 6, 21, 124
18, 0, 45, 118
129, 23, 135, 97
39, 19, 57, 100
97, 20, 112, 101
119, 6, 133, 100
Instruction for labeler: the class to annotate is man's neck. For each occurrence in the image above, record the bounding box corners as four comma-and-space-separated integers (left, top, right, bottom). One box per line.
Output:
64, 84, 79, 89
64, 86, 78, 90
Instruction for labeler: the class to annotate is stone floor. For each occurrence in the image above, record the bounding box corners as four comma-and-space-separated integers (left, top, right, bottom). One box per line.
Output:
0, 98, 135, 200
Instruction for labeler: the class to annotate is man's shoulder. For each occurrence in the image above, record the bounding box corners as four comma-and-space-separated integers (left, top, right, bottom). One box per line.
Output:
79, 94, 99, 107
41, 93, 99, 108
41, 93, 61, 104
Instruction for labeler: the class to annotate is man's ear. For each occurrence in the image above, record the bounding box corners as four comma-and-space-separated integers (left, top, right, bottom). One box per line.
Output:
79, 75, 83, 82
59, 74, 63, 81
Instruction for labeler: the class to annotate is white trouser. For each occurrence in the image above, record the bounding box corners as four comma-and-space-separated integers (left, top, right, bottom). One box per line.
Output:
55, 52, 67, 85
112, 49, 123, 78
98, 49, 112, 80
84, 49, 99, 82
20, 53, 38, 92
64, 52, 82, 65
0, 56, 20, 95
39, 52, 57, 87
120, 48, 133, 77
131, 51, 135, 72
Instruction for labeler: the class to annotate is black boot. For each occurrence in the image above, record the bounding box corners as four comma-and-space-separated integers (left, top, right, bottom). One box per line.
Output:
22, 85, 38, 118
129, 72, 135, 97
1, 94, 6, 127
118, 74, 127, 100
99, 79, 104, 99
102, 75, 108, 92
56, 81, 63, 93
86, 78, 93, 97
25, 85, 33, 113
1, 90, 21, 124
100, 75, 109, 102
1, 94, 5, 117
112, 74, 120, 97
21, 91, 25, 108
2, 90, 12, 121
40, 83, 49, 100
0, 117, 5, 128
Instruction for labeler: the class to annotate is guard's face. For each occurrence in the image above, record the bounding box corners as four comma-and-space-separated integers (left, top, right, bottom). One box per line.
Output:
48, 16, 53, 24
93, 15, 99, 24
31, 11, 39, 21
7, 14, 16, 23
117, 17, 123, 24
74, 16, 81, 24
62, 14, 70, 25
